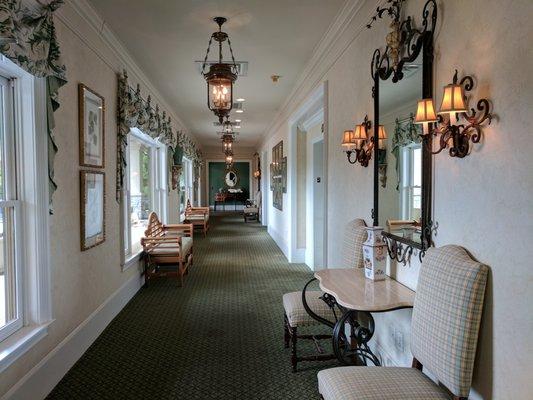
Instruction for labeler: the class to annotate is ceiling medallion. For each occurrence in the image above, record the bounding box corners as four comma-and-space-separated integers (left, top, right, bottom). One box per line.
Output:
200, 17, 239, 123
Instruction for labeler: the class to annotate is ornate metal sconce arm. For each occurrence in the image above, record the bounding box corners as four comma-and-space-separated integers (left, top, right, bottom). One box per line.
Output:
428, 70, 493, 158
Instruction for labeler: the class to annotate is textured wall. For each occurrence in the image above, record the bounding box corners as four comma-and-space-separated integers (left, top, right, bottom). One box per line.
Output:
0, 4, 190, 396
259, 0, 533, 398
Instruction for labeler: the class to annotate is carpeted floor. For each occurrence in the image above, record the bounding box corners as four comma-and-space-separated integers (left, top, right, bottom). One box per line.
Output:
47, 213, 336, 399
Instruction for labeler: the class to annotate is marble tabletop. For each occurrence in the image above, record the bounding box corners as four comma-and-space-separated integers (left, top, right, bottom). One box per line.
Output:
314, 268, 415, 312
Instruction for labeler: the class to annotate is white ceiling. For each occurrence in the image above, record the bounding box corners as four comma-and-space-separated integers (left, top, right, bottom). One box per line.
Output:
88, 0, 346, 147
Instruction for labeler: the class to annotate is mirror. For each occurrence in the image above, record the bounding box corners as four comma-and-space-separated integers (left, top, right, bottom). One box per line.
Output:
371, 0, 437, 253
377, 54, 423, 244
225, 170, 238, 187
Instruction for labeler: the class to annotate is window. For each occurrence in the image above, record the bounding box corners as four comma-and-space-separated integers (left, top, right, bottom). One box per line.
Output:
179, 157, 193, 217
0, 74, 22, 343
123, 128, 167, 259
400, 144, 422, 221
0, 58, 51, 371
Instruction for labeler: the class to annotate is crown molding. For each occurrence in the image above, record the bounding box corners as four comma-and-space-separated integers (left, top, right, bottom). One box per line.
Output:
257, 0, 380, 148
55, 0, 199, 148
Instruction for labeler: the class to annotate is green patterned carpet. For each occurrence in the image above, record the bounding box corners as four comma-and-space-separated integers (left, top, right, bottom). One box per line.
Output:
47, 213, 336, 399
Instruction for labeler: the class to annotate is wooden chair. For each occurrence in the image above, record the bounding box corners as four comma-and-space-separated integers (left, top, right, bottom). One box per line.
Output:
214, 192, 227, 211
184, 199, 209, 237
243, 192, 260, 222
317, 245, 489, 400
283, 218, 367, 372
141, 212, 193, 287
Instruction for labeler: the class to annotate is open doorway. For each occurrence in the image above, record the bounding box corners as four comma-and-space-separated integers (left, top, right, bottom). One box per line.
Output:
288, 83, 327, 270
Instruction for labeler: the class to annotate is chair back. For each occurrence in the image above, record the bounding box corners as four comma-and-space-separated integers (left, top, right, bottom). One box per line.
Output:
411, 245, 488, 398
341, 218, 367, 268
144, 212, 165, 238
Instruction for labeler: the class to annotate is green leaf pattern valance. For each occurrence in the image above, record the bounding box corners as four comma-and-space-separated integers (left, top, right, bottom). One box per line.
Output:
0, 0, 67, 208
117, 70, 202, 201
391, 113, 422, 190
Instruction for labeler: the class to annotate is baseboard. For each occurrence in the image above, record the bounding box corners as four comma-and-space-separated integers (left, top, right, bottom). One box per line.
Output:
290, 248, 306, 264
267, 226, 290, 259
3, 273, 144, 400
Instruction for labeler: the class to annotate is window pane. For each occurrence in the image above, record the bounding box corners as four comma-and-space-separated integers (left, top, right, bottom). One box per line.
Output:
413, 147, 422, 187
129, 139, 152, 253
411, 187, 422, 220
0, 206, 17, 329
0, 84, 5, 201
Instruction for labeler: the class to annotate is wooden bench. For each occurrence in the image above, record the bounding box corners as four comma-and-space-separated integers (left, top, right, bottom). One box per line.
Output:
184, 199, 210, 237
141, 212, 193, 287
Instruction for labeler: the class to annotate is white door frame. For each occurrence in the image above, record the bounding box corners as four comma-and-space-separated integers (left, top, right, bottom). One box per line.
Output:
287, 82, 327, 266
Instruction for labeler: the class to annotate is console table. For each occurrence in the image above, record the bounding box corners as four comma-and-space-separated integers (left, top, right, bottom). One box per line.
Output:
302, 268, 415, 365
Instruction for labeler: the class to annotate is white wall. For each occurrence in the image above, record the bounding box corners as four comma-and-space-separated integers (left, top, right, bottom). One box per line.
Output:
0, 1, 199, 397
258, 0, 533, 398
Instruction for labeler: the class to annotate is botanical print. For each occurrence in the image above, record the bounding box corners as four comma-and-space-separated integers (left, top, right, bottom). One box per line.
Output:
81, 171, 105, 250
80, 85, 104, 167
85, 174, 104, 238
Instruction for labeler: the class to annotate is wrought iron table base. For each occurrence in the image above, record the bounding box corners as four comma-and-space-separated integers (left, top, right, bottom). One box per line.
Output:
302, 278, 381, 366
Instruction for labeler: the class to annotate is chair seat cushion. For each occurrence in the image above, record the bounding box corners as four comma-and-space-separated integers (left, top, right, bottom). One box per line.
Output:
283, 291, 334, 327
244, 207, 259, 214
150, 237, 193, 257
186, 214, 208, 222
318, 366, 449, 400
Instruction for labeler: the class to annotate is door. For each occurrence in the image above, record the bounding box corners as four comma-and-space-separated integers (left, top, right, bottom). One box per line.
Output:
313, 139, 325, 269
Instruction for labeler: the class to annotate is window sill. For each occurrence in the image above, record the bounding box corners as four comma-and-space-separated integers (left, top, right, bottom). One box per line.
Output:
122, 250, 143, 272
0, 322, 52, 373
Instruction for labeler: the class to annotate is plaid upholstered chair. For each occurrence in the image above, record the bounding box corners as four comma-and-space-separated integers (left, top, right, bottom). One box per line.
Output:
317, 245, 489, 400
283, 218, 367, 372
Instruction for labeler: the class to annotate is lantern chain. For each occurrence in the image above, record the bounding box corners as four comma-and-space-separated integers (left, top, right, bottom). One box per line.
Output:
226, 36, 239, 74
201, 34, 214, 74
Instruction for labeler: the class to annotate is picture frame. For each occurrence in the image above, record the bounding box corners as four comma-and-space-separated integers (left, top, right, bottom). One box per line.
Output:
80, 170, 106, 251
79, 83, 105, 168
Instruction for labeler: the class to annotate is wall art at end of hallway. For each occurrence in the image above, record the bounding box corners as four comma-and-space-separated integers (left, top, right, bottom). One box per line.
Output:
80, 170, 106, 251
79, 83, 105, 168
270, 141, 285, 210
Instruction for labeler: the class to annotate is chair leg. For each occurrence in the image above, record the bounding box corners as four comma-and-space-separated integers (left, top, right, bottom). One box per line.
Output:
178, 261, 184, 287
284, 314, 290, 349
291, 326, 298, 373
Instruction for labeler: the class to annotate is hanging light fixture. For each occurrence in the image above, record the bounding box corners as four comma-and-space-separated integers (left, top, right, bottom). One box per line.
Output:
201, 17, 238, 123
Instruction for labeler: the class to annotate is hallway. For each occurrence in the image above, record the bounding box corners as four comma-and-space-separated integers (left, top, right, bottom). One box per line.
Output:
47, 214, 332, 399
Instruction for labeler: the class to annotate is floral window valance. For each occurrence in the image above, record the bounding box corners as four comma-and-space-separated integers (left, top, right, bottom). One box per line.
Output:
0, 0, 67, 209
391, 113, 422, 190
117, 70, 202, 201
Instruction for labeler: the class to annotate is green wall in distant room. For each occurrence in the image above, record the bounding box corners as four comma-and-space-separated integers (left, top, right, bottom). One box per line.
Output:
208, 162, 250, 205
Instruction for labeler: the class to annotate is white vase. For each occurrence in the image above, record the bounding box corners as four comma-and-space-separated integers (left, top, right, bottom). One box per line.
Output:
363, 227, 387, 281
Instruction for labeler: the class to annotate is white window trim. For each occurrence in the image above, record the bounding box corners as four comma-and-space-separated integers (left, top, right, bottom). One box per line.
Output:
399, 143, 422, 220
0, 56, 53, 373
121, 128, 167, 271
179, 157, 193, 221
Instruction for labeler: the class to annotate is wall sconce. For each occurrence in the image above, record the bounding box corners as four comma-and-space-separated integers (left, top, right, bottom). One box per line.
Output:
253, 170, 261, 179
341, 115, 373, 167
415, 70, 493, 158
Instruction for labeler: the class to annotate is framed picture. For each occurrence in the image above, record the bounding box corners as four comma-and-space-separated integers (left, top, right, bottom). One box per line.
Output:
79, 84, 105, 168
80, 170, 106, 251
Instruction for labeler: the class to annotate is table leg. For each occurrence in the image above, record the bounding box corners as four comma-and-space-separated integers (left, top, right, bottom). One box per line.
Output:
332, 310, 380, 366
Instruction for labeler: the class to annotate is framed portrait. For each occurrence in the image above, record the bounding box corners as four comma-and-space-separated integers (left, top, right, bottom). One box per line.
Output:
80, 170, 106, 251
79, 84, 105, 168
